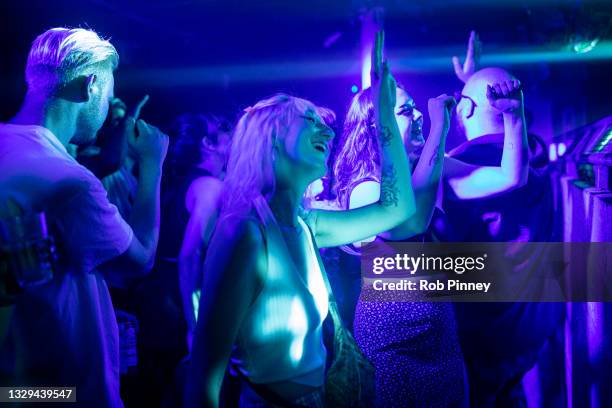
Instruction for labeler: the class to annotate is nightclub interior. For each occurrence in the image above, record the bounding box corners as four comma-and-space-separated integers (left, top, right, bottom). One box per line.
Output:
0, 1, 611, 407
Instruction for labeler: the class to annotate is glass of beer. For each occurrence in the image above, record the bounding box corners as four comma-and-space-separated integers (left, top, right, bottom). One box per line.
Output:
0, 212, 55, 290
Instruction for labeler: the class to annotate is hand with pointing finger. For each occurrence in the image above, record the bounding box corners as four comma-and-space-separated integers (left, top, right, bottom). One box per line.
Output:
452, 30, 481, 83
118, 95, 149, 154
131, 119, 169, 167
78, 95, 151, 178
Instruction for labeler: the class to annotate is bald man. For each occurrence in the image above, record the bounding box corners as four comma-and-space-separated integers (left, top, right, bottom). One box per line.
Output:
442, 66, 564, 406
442, 67, 529, 200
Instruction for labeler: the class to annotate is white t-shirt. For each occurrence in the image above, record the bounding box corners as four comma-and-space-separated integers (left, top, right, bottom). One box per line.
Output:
0, 124, 133, 407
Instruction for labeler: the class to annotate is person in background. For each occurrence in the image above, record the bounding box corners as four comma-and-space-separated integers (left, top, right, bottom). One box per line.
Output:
447, 31, 565, 407
117, 113, 231, 407
186, 32, 416, 407
315, 88, 425, 334
332, 83, 465, 407
0, 27, 168, 406
327, 28, 527, 407
168, 114, 232, 352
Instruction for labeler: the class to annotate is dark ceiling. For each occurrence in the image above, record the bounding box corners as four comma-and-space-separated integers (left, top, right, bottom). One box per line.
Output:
3, 0, 610, 65
1, 0, 611, 135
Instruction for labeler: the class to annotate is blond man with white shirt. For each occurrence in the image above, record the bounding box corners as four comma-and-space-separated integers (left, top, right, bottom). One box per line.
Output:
0, 27, 168, 407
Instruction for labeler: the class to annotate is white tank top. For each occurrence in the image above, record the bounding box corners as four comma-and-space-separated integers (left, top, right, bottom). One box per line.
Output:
230, 196, 329, 385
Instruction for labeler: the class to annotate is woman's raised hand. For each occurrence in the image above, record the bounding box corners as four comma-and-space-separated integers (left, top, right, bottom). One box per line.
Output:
370, 31, 397, 119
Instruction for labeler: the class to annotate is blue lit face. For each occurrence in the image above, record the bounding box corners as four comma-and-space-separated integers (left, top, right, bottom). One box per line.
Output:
395, 88, 424, 153
275, 108, 335, 183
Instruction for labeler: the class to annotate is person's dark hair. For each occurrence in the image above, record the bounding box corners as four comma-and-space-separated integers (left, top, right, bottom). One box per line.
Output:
332, 87, 379, 209
332, 83, 411, 208
166, 113, 231, 181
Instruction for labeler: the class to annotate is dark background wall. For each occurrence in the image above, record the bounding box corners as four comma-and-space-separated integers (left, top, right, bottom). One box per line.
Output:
1, 0, 611, 150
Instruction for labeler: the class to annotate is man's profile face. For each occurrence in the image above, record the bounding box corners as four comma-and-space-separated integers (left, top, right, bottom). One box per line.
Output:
73, 68, 115, 145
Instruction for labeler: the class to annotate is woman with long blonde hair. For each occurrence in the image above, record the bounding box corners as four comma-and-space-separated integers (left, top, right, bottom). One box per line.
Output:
186, 32, 416, 407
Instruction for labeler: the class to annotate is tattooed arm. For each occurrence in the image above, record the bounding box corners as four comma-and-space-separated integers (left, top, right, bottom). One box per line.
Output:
307, 114, 415, 248
382, 95, 455, 240
347, 95, 455, 243
305, 31, 415, 248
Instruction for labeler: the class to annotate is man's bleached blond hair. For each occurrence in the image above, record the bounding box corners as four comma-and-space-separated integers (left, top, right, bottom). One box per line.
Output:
25, 27, 118, 94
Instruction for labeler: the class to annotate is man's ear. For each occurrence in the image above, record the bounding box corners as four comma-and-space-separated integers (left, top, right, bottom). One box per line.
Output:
82, 74, 97, 101
201, 138, 216, 152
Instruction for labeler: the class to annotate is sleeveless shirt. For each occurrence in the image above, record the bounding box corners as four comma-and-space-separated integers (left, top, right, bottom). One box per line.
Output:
230, 196, 329, 385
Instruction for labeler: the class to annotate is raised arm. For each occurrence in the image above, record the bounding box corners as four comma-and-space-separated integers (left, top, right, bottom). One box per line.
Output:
445, 80, 528, 199
383, 94, 455, 240
307, 31, 415, 248
185, 216, 264, 408
101, 119, 168, 278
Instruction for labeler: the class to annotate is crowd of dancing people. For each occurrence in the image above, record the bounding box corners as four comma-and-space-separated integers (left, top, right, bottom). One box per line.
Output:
0, 26, 564, 408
